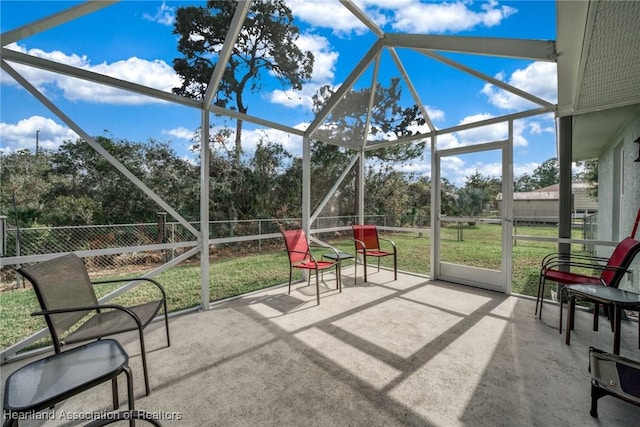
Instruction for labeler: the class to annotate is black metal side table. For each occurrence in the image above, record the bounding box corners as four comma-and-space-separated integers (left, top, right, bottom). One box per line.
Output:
323, 252, 357, 284
563, 284, 640, 355
3, 339, 134, 427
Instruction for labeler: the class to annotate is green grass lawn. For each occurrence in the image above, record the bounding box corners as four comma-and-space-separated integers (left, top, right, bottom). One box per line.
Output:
0, 224, 594, 352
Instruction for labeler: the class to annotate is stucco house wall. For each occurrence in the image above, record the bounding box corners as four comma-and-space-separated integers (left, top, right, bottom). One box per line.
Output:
596, 107, 640, 291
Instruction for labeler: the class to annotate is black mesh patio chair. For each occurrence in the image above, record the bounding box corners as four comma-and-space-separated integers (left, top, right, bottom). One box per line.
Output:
17, 253, 170, 396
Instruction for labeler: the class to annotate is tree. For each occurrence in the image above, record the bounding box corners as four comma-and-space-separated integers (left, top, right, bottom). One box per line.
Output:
514, 173, 536, 192
575, 159, 598, 200
44, 137, 199, 225
465, 171, 501, 210
246, 139, 295, 218
364, 167, 411, 226
173, 0, 314, 164
531, 157, 559, 189
439, 178, 458, 217
407, 176, 431, 218
0, 149, 51, 227
455, 187, 489, 218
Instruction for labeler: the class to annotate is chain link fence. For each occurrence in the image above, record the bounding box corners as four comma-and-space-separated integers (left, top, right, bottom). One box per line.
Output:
1, 214, 431, 258
0, 214, 430, 290
0, 216, 308, 288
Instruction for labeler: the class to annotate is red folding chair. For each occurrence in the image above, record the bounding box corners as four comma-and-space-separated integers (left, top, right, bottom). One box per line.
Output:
352, 225, 397, 282
536, 237, 640, 329
281, 229, 341, 305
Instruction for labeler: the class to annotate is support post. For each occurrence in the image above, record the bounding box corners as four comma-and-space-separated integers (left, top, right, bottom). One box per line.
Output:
357, 152, 365, 224
0, 216, 6, 257
302, 137, 311, 233
558, 116, 573, 290
200, 111, 211, 310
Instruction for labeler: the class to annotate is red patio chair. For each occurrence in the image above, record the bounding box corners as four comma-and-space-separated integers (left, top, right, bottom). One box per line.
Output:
281, 229, 341, 305
352, 225, 397, 282
535, 237, 640, 326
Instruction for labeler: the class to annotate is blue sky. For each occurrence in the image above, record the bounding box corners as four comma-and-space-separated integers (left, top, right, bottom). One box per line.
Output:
1, 0, 558, 187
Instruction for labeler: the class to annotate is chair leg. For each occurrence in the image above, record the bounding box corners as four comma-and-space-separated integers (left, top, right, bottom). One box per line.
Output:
354, 256, 357, 284
558, 287, 564, 333
315, 267, 320, 305
163, 301, 171, 348
124, 365, 135, 412
111, 377, 119, 410
535, 274, 544, 316
393, 252, 397, 280
590, 382, 609, 418
566, 294, 576, 345
538, 278, 547, 320
605, 305, 614, 332
362, 253, 368, 282
138, 329, 151, 396
288, 267, 293, 294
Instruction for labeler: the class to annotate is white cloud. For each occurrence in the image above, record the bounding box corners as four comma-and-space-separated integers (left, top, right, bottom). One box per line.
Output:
291, 0, 516, 36
395, 159, 431, 177
0, 116, 78, 154
514, 162, 539, 177
297, 33, 339, 83
389, 0, 517, 34
2, 43, 182, 105
440, 154, 504, 187
440, 155, 466, 184
203, 125, 304, 158
426, 105, 445, 122
143, 1, 176, 26
163, 127, 197, 141
528, 117, 556, 136
288, 0, 370, 36
267, 33, 339, 110
435, 132, 462, 150
448, 113, 535, 149
481, 61, 557, 111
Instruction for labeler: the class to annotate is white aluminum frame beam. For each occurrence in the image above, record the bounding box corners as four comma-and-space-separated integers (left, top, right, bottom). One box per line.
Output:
384, 33, 556, 62
364, 107, 551, 152
203, 1, 250, 108
339, 0, 384, 38
1, 49, 201, 109
1, 1, 118, 46
361, 55, 381, 151
310, 153, 360, 225
199, 111, 211, 309
307, 39, 384, 136
421, 50, 555, 109
388, 47, 435, 132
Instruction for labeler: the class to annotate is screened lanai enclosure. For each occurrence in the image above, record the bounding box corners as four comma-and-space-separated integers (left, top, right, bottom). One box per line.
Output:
2, 0, 640, 365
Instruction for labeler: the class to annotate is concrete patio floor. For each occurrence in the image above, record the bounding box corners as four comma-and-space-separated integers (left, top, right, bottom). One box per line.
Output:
2, 269, 640, 426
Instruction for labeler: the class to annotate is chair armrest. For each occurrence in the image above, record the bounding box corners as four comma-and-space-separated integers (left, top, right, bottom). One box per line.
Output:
543, 260, 630, 275
31, 304, 144, 328
379, 237, 397, 252
91, 277, 167, 300
352, 238, 366, 252
542, 252, 608, 268
309, 242, 341, 264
